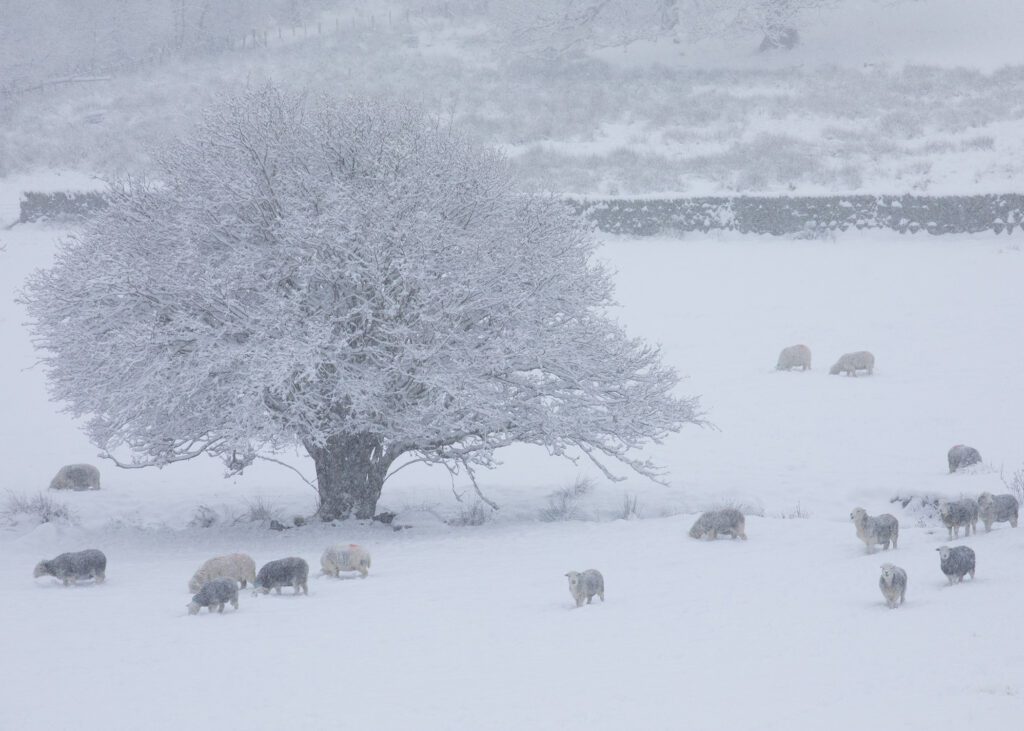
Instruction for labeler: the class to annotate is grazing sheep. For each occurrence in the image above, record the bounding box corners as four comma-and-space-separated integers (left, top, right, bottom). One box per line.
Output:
850, 508, 899, 553
878, 563, 907, 609
254, 557, 308, 595
829, 351, 875, 376
188, 553, 257, 593
776, 344, 812, 371
688, 508, 748, 540
565, 569, 604, 608
937, 545, 976, 584
320, 544, 372, 578
33, 549, 106, 585
938, 498, 979, 539
977, 492, 1019, 531
48, 463, 100, 491
947, 445, 982, 473
187, 578, 239, 615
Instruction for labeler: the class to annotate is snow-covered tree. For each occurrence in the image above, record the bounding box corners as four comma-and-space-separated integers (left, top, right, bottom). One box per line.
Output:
22, 86, 703, 520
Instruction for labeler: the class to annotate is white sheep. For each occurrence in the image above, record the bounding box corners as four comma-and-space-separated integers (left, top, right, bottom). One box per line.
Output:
938, 499, 978, 540
48, 463, 100, 491
565, 569, 604, 608
977, 492, 1019, 531
320, 544, 372, 578
850, 507, 899, 553
188, 553, 257, 593
776, 344, 811, 371
829, 351, 875, 376
878, 563, 907, 609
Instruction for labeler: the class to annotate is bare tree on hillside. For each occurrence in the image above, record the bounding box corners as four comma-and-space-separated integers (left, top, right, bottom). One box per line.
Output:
21, 86, 704, 521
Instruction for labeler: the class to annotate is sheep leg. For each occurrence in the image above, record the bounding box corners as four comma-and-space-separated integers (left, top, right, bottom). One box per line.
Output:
275, 587, 281, 595
586, 595, 592, 605
1011, 517, 1018, 528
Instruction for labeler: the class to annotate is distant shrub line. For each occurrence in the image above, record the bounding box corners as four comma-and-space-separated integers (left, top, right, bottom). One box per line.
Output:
18, 190, 1024, 235
570, 194, 1024, 236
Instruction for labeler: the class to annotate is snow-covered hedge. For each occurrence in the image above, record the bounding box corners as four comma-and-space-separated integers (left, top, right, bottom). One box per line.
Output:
19, 190, 109, 223
572, 194, 1024, 236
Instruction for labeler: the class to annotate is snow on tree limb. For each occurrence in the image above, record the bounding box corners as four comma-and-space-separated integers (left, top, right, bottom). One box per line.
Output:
21, 85, 704, 518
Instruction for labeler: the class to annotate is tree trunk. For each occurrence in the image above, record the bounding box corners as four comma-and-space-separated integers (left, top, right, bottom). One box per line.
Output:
305, 434, 391, 521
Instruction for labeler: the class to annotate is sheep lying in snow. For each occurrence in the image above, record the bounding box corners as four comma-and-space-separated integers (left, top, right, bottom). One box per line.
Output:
947, 444, 982, 473
688, 509, 747, 540
48, 463, 100, 491
776, 344, 811, 371
937, 545, 975, 584
187, 578, 239, 615
938, 498, 978, 539
977, 492, 1019, 531
188, 553, 257, 592
850, 508, 898, 553
33, 549, 106, 585
254, 557, 308, 595
878, 563, 907, 609
829, 351, 875, 376
321, 544, 371, 578
565, 569, 604, 608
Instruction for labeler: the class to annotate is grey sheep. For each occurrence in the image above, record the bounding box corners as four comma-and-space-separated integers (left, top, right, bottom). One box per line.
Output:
849, 508, 898, 553
947, 444, 982, 473
938, 498, 978, 539
977, 492, 1019, 531
187, 578, 239, 615
254, 557, 308, 595
48, 463, 100, 491
688, 508, 747, 540
33, 549, 106, 585
878, 563, 907, 609
829, 351, 875, 376
565, 569, 604, 608
776, 344, 811, 371
937, 545, 976, 584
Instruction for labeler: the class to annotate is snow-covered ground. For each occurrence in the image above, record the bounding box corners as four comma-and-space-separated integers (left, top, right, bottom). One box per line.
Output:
2, 192, 1023, 728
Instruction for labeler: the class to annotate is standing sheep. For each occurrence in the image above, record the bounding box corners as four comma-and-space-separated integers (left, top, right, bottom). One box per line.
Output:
938, 498, 978, 539
976, 492, 1019, 531
937, 545, 976, 584
187, 578, 239, 615
829, 351, 875, 376
878, 563, 907, 609
947, 445, 982, 473
688, 508, 747, 540
48, 463, 100, 491
849, 508, 899, 553
565, 569, 604, 608
320, 544, 372, 578
188, 553, 257, 592
776, 344, 811, 371
33, 549, 106, 585
253, 557, 309, 595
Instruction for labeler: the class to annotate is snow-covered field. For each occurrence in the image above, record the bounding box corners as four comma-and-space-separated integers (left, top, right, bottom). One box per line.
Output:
2, 200, 1023, 728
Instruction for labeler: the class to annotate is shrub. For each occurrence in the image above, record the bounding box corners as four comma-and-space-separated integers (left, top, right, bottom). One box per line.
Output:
538, 476, 594, 522
1, 492, 79, 526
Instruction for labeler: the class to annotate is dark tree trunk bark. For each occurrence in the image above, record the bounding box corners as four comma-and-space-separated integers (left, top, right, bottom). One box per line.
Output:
305, 434, 392, 521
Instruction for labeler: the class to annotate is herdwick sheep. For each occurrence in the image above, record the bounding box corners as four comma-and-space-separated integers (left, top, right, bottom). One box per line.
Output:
878, 563, 907, 609
829, 351, 875, 376
977, 492, 1019, 532
48, 463, 100, 491
320, 544, 372, 578
188, 553, 257, 593
947, 445, 982, 473
187, 578, 239, 615
850, 508, 899, 553
254, 557, 308, 596
938, 498, 978, 539
688, 509, 748, 540
776, 344, 811, 371
33, 549, 106, 585
565, 569, 604, 608
937, 545, 976, 585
